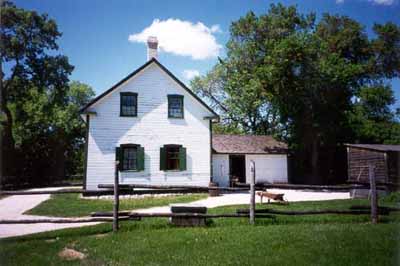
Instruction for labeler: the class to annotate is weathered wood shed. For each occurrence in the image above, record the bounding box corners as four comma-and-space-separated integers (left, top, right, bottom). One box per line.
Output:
346, 144, 400, 184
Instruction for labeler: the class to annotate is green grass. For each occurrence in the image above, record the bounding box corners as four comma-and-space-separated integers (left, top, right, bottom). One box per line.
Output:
26, 193, 208, 217
2, 196, 400, 266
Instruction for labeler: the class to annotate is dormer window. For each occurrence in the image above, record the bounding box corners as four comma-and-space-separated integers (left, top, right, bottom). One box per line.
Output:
168, 95, 184, 118
120, 92, 137, 117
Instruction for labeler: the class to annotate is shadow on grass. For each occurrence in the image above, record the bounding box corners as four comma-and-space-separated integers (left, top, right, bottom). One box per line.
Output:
1, 224, 113, 243
3, 198, 400, 243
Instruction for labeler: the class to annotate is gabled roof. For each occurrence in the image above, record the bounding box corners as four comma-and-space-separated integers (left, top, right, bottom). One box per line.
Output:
80, 58, 218, 117
345, 144, 400, 152
212, 134, 288, 154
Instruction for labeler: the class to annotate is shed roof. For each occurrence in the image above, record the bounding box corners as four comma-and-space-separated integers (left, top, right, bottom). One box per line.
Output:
345, 144, 400, 152
212, 134, 288, 154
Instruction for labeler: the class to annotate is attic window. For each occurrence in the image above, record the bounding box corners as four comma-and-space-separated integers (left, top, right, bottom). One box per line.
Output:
168, 95, 184, 118
120, 92, 137, 117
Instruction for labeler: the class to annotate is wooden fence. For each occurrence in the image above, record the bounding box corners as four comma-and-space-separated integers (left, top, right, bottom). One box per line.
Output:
0, 162, 396, 230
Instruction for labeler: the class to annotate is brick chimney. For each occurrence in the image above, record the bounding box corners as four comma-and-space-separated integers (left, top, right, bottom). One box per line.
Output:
147, 36, 158, 60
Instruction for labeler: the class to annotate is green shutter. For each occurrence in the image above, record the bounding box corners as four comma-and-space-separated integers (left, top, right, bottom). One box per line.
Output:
160, 147, 166, 171
116, 147, 122, 170
179, 147, 187, 171
137, 146, 145, 171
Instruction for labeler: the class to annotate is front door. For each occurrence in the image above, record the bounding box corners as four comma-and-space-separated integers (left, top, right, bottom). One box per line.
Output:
229, 155, 246, 185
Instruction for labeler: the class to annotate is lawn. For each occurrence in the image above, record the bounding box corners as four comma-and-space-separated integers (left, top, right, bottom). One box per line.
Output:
1, 195, 399, 266
25, 193, 208, 217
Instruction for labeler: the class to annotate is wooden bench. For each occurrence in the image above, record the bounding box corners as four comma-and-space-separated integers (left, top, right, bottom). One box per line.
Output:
256, 191, 285, 203
169, 204, 207, 226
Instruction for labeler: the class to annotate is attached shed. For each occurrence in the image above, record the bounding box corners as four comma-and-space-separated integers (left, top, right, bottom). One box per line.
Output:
346, 144, 400, 184
212, 135, 288, 187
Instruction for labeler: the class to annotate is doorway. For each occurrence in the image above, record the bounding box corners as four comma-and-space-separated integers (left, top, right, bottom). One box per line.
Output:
229, 155, 246, 185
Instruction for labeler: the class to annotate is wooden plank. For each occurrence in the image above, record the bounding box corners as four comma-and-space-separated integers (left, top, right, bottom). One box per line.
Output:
98, 184, 248, 192
0, 189, 105, 195
91, 211, 274, 219
236, 208, 390, 216
99, 183, 389, 191
127, 212, 275, 219
113, 162, 120, 232
0, 217, 122, 224
2, 182, 392, 197
369, 164, 378, 224
250, 160, 256, 225
350, 205, 397, 213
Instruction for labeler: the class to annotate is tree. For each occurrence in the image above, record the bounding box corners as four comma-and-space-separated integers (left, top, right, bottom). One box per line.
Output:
191, 63, 281, 135
1, 2, 94, 185
349, 85, 400, 144
1, 1, 74, 178
192, 4, 400, 183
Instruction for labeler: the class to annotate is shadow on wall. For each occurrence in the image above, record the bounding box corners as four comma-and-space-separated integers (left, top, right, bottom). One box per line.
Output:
91, 97, 205, 157
118, 149, 195, 183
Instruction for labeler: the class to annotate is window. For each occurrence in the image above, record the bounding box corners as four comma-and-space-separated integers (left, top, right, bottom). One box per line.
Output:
166, 146, 180, 170
168, 95, 184, 118
120, 92, 137, 117
116, 144, 144, 171
123, 146, 137, 170
160, 145, 186, 171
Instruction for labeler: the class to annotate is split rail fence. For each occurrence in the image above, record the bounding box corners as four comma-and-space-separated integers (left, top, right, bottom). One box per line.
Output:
0, 163, 398, 232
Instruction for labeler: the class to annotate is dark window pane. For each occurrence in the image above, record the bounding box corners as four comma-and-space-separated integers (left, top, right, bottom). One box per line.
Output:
168, 96, 183, 118
166, 146, 180, 170
121, 94, 137, 116
123, 147, 137, 170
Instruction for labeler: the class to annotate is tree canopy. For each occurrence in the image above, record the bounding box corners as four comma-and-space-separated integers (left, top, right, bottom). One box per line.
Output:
192, 4, 400, 183
1, 1, 94, 186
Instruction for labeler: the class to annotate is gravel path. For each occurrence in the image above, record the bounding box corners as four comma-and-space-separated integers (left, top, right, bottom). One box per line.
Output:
0, 187, 349, 239
134, 189, 350, 213
0, 187, 99, 239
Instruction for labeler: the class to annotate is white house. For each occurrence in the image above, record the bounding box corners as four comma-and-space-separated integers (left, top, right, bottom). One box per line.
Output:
80, 37, 288, 191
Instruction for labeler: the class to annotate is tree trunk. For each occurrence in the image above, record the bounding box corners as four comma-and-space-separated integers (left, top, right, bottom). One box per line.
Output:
1, 105, 16, 177
311, 136, 320, 184
1, 71, 16, 178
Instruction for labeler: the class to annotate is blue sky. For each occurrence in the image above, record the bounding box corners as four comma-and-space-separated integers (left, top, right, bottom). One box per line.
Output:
14, 0, 400, 108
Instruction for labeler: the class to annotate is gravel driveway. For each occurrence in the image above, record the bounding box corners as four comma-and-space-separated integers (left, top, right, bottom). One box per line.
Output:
0, 187, 350, 239
0, 187, 99, 239
135, 189, 350, 213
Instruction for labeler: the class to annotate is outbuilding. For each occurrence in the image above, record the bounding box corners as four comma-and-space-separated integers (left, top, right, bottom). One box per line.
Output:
346, 144, 400, 184
346, 144, 400, 198
212, 134, 288, 187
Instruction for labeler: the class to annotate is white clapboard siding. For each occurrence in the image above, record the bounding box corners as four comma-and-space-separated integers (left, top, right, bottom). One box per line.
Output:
245, 155, 288, 184
212, 154, 230, 187
86, 62, 213, 190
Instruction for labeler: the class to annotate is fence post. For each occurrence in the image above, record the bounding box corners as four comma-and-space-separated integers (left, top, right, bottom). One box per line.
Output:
113, 161, 120, 232
250, 160, 256, 225
369, 164, 378, 224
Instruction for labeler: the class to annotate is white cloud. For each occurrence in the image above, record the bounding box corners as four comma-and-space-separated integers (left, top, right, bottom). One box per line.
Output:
128, 18, 222, 60
183, 69, 200, 80
210, 25, 222, 33
336, 0, 395, 4
370, 0, 394, 5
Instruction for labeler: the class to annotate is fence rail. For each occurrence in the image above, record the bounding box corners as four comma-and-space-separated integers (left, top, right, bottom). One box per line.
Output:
0, 182, 391, 197
0, 163, 391, 229
0, 189, 96, 196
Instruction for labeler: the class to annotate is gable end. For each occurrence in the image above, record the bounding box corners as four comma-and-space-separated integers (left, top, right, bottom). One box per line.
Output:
80, 58, 218, 118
